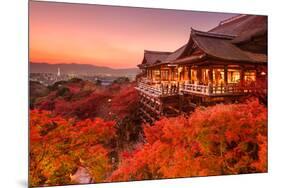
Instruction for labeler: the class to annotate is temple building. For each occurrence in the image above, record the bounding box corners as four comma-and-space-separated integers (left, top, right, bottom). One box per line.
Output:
136, 14, 267, 123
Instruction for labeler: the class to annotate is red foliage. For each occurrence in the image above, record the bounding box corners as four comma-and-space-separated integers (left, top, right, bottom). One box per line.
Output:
29, 110, 117, 187
30, 80, 267, 184
109, 99, 267, 181
53, 92, 111, 119
111, 84, 139, 119
33, 82, 139, 120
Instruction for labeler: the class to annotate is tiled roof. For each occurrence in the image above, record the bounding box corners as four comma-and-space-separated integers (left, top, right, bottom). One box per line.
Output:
191, 29, 267, 63
139, 50, 171, 67
139, 14, 267, 68
209, 15, 267, 36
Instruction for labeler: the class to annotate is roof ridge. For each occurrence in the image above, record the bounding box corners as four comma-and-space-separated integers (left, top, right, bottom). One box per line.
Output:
191, 28, 236, 39
144, 50, 172, 54
218, 14, 248, 26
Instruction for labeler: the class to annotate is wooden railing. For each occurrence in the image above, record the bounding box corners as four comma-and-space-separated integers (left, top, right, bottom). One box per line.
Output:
136, 80, 265, 97
181, 84, 210, 95
160, 83, 179, 95
136, 82, 162, 96
136, 82, 179, 97
181, 83, 262, 96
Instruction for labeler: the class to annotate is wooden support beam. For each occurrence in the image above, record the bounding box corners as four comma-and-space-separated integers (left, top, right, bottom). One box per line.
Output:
197, 67, 202, 84
140, 108, 156, 122
240, 66, 245, 85
166, 105, 180, 114
140, 115, 148, 124
188, 67, 192, 83
224, 65, 228, 85
159, 101, 164, 116
209, 67, 213, 85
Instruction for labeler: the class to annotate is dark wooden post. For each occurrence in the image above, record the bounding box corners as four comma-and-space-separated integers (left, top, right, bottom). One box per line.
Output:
224, 65, 228, 93
188, 67, 192, 83
209, 67, 213, 85
159, 100, 164, 116
209, 67, 213, 94
197, 67, 202, 84
159, 68, 162, 81
183, 66, 187, 80
171, 68, 174, 81
168, 69, 171, 82
181, 66, 184, 81
224, 65, 228, 85
240, 66, 245, 85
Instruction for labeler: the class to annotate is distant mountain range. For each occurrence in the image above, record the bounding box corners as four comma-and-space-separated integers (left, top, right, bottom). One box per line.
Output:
30, 62, 140, 76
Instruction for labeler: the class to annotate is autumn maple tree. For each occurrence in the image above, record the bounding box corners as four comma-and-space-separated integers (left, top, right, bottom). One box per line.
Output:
29, 110, 116, 186
30, 79, 267, 186
109, 99, 267, 181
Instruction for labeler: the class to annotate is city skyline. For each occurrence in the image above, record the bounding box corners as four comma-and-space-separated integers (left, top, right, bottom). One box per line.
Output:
29, 1, 237, 68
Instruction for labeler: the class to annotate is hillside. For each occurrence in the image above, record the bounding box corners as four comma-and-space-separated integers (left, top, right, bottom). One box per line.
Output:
30, 62, 140, 76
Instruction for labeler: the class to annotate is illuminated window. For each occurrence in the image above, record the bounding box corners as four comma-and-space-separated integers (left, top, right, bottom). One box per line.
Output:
202, 68, 209, 85
171, 69, 178, 81
191, 69, 197, 83
183, 67, 188, 80
153, 70, 160, 81
213, 69, 224, 85
228, 69, 240, 83
161, 70, 169, 81
244, 70, 256, 82
178, 67, 184, 81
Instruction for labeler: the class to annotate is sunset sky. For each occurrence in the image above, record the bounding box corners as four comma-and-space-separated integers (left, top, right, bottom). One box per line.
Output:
29, 1, 237, 68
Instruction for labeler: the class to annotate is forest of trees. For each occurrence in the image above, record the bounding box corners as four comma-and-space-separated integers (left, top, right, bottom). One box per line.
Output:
29, 78, 267, 187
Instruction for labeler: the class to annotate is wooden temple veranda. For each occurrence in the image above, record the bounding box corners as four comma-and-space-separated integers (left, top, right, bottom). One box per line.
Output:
135, 15, 268, 124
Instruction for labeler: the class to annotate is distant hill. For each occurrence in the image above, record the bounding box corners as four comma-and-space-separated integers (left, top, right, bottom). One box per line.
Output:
30, 62, 140, 76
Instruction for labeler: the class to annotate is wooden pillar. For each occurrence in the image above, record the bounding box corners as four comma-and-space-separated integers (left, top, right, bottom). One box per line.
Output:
180, 66, 184, 81
209, 67, 213, 84
183, 66, 187, 80
179, 66, 182, 81
197, 67, 202, 84
240, 66, 245, 85
171, 67, 175, 81
159, 68, 162, 81
224, 65, 228, 85
168, 69, 171, 81
188, 67, 192, 83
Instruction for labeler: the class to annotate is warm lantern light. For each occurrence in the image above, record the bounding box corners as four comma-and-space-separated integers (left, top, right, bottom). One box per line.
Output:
178, 67, 183, 72
261, 71, 266, 75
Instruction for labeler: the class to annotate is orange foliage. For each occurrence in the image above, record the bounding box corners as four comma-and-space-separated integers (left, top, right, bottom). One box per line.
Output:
29, 110, 116, 187
53, 92, 111, 119
111, 84, 139, 119
30, 80, 267, 184
109, 99, 267, 181
33, 82, 139, 121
